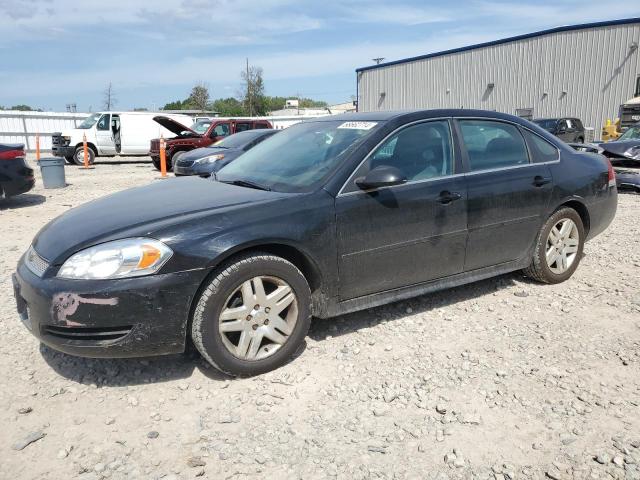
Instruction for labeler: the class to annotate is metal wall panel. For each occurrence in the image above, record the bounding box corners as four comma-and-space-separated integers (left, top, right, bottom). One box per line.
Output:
358, 22, 640, 139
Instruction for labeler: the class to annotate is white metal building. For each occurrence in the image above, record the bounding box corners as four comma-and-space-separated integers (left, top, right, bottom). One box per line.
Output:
356, 18, 640, 138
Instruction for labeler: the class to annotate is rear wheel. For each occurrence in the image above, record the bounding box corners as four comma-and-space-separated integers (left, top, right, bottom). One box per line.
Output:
151, 156, 161, 171
73, 146, 95, 166
64, 155, 74, 164
191, 253, 311, 376
524, 207, 585, 284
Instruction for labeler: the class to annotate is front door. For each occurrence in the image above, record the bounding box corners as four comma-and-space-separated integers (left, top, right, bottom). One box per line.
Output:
209, 122, 231, 143
335, 120, 467, 300
95, 114, 116, 154
456, 119, 553, 271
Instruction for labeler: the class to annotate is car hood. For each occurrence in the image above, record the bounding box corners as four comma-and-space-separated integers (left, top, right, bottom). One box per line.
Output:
153, 116, 199, 137
180, 146, 241, 162
33, 177, 285, 264
599, 140, 640, 156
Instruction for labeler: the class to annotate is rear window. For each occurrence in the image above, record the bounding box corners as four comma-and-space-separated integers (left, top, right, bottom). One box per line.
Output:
458, 120, 529, 171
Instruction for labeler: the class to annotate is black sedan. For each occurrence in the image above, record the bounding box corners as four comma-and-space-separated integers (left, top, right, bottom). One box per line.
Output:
173, 129, 278, 176
596, 122, 640, 163
13, 110, 617, 376
1, 144, 35, 198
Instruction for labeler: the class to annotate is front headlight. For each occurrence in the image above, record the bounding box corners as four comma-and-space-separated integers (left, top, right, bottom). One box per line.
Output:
624, 146, 640, 159
195, 153, 225, 164
58, 238, 173, 280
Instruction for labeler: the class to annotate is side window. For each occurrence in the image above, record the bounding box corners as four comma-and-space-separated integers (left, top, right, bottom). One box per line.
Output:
360, 120, 453, 183
211, 123, 230, 138
566, 119, 574, 130
235, 122, 252, 132
523, 129, 559, 163
97, 114, 110, 131
458, 120, 529, 171
254, 122, 269, 129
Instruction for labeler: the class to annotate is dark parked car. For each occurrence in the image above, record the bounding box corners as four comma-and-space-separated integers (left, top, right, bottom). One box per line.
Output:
595, 122, 640, 163
1, 144, 35, 198
533, 118, 585, 143
149, 117, 273, 171
13, 110, 617, 376
568, 142, 638, 192
174, 129, 278, 177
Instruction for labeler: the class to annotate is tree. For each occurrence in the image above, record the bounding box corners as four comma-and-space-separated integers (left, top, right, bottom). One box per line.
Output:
187, 82, 210, 111
240, 62, 266, 116
212, 97, 245, 116
9, 104, 35, 111
162, 99, 187, 110
103, 82, 117, 110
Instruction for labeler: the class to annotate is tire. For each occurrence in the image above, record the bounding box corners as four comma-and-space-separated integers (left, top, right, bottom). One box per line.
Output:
523, 207, 585, 284
151, 156, 161, 171
73, 146, 95, 166
191, 252, 311, 376
577, 137, 584, 143
64, 155, 74, 164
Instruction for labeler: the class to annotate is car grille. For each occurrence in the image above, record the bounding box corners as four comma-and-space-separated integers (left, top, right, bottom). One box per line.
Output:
150, 139, 160, 152
42, 325, 133, 342
24, 246, 50, 277
51, 133, 69, 147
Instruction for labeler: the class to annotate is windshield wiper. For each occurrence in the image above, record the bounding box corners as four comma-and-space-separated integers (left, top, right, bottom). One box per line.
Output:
220, 179, 271, 191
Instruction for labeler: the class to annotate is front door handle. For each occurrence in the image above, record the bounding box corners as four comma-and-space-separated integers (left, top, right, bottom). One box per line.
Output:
533, 175, 552, 187
437, 191, 462, 204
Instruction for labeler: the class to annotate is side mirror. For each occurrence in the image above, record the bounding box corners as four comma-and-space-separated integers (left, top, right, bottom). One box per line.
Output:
355, 165, 407, 190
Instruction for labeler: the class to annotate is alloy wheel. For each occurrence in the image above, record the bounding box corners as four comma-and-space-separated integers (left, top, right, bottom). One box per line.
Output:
545, 218, 579, 274
218, 276, 298, 361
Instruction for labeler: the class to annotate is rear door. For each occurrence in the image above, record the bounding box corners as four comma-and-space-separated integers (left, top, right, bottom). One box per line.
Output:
234, 121, 252, 133
457, 119, 554, 271
95, 114, 116, 154
335, 119, 468, 300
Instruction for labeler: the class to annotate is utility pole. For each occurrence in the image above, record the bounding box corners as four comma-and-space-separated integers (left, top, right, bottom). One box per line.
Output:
246, 58, 251, 116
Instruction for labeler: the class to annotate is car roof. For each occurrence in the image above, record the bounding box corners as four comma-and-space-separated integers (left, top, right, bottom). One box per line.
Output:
311, 109, 533, 123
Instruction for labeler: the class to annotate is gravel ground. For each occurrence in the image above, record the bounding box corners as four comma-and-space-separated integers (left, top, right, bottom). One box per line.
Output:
1, 156, 639, 480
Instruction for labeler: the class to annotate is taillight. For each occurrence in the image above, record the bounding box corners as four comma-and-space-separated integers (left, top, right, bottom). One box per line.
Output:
0, 148, 24, 160
606, 158, 616, 187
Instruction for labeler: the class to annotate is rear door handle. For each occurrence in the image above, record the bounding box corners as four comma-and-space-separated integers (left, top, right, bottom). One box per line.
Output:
533, 176, 552, 187
437, 191, 462, 204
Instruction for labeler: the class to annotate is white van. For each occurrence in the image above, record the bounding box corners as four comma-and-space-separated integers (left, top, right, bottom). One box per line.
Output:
51, 112, 193, 165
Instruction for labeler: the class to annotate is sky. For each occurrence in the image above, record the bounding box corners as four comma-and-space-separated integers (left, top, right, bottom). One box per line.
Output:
0, 0, 639, 112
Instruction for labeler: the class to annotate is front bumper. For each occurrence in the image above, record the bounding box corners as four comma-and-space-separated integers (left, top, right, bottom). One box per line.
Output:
174, 162, 214, 177
52, 145, 75, 158
12, 258, 209, 358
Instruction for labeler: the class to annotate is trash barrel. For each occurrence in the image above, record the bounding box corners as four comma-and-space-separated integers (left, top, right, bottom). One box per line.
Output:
38, 157, 66, 189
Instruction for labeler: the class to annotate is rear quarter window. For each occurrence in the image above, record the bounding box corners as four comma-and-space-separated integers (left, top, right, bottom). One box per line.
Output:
523, 129, 559, 163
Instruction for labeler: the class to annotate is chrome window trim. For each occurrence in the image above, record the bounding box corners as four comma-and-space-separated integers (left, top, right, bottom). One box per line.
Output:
337, 117, 456, 197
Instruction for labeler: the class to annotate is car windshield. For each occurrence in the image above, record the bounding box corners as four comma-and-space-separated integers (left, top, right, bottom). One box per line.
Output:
192, 121, 212, 134
618, 125, 640, 141
77, 113, 102, 129
217, 120, 382, 193
213, 130, 274, 149
533, 119, 557, 131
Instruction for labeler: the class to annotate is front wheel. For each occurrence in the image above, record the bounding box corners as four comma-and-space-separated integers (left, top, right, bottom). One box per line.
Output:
191, 253, 311, 376
73, 146, 95, 166
64, 155, 75, 164
524, 207, 585, 284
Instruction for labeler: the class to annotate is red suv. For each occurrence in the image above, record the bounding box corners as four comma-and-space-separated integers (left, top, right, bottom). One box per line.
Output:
150, 116, 272, 170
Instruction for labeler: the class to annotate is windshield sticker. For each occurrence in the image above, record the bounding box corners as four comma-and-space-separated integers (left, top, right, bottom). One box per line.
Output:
337, 121, 378, 130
